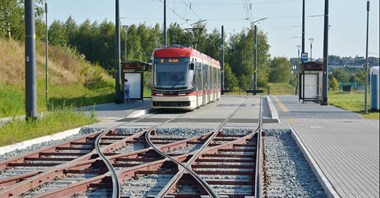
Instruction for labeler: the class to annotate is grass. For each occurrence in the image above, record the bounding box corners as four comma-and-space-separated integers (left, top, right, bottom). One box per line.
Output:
0, 108, 97, 147
266, 83, 296, 95
0, 38, 116, 118
329, 91, 379, 120
0, 85, 25, 117
0, 38, 111, 147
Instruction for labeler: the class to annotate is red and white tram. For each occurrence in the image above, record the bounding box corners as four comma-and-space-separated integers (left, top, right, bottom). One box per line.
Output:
151, 45, 221, 110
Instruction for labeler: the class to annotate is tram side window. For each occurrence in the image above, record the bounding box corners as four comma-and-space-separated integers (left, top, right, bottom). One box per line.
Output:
196, 62, 202, 91
203, 64, 208, 89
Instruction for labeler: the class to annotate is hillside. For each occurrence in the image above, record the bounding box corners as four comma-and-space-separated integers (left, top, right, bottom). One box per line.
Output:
0, 38, 115, 117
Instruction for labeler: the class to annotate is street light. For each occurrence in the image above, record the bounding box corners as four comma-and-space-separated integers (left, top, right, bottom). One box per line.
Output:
309, 38, 314, 61
122, 25, 128, 62
296, 45, 301, 97
45, 1, 48, 106
297, 45, 301, 58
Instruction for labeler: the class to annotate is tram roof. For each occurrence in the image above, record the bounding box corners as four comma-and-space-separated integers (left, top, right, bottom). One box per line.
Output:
153, 46, 220, 67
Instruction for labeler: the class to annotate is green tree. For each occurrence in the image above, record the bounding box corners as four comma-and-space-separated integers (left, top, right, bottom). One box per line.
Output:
48, 20, 67, 46
332, 68, 350, 82
227, 29, 253, 78
167, 23, 192, 47
223, 63, 238, 91
330, 77, 339, 91
0, 0, 44, 39
239, 74, 252, 91
256, 30, 270, 87
354, 70, 365, 84
269, 57, 292, 83
127, 24, 143, 61
226, 28, 270, 88
65, 16, 78, 44
197, 28, 220, 60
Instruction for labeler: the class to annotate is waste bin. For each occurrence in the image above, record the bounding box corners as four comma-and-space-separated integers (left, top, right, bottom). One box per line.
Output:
342, 85, 351, 92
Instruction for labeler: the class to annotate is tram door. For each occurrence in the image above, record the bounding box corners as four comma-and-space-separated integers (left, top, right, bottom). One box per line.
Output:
202, 64, 207, 105
212, 67, 216, 101
208, 66, 214, 102
195, 62, 200, 107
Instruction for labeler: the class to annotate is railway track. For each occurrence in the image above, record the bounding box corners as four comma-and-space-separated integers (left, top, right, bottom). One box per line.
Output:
0, 97, 266, 197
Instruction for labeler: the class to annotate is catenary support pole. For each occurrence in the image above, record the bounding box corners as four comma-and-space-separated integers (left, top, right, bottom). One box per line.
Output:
253, 25, 258, 94
300, 0, 305, 100
115, 0, 122, 103
321, 0, 329, 105
25, 0, 37, 120
163, 0, 167, 46
221, 25, 225, 93
364, 0, 370, 114
302, 0, 305, 54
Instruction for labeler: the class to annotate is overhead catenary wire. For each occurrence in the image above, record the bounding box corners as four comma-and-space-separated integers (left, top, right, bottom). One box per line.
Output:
158, 0, 190, 25
157, 0, 206, 26
181, 0, 202, 21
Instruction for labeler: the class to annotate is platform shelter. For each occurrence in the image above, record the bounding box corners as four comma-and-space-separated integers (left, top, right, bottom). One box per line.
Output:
122, 61, 150, 101
298, 61, 324, 102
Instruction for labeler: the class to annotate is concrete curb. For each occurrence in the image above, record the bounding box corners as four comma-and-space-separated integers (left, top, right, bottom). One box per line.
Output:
266, 96, 279, 120
128, 109, 148, 118
288, 122, 340, 198
0, 127, 81, 155
128, 108, 156, 118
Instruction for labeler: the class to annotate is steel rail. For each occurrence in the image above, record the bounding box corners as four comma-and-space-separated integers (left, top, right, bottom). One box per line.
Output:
95, 131, 120, 198
1, 110, 194, 197
146, 130, 219, 197
0, 111, 165, 196
23, 122, 256, 197
151, 97, 252, 197
0, 131, 102, 170
0, 130, 145, 197
255, 96, 264, 198
1, 97, 265, 197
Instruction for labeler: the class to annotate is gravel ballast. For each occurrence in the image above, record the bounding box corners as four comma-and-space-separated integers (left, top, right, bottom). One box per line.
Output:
264, 129, 326, 197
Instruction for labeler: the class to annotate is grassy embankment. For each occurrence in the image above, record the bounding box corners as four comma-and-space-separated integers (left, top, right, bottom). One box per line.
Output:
0, 38, 115, 146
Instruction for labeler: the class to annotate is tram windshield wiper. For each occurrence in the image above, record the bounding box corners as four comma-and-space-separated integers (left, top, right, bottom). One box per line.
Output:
171, 75, 185, 89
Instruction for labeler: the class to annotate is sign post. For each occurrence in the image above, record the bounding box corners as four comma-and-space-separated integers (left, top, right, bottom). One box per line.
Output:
301, 52, 308, 63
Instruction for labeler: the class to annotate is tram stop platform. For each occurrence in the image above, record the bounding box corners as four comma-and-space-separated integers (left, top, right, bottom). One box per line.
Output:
266, 95, 379, 198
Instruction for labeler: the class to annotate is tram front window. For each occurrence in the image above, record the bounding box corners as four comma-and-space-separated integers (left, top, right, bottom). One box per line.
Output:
155, 64, 188, 89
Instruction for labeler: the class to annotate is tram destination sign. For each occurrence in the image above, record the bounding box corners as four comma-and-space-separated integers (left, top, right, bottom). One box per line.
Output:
159, 58, 187, 64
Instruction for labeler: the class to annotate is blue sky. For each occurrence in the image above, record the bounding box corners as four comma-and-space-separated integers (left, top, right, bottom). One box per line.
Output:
47, 0, 379, 59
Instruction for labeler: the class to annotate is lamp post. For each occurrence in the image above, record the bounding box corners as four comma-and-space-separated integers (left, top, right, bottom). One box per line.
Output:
45, 1, 48, 106
309, 38, 314, 61
297, 45, 301, 97
297, 45, 301, 58
122, 25, 128, 62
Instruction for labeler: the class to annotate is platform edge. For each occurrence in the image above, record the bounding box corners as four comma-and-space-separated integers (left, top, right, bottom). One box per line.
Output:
288, 122, 341, 198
